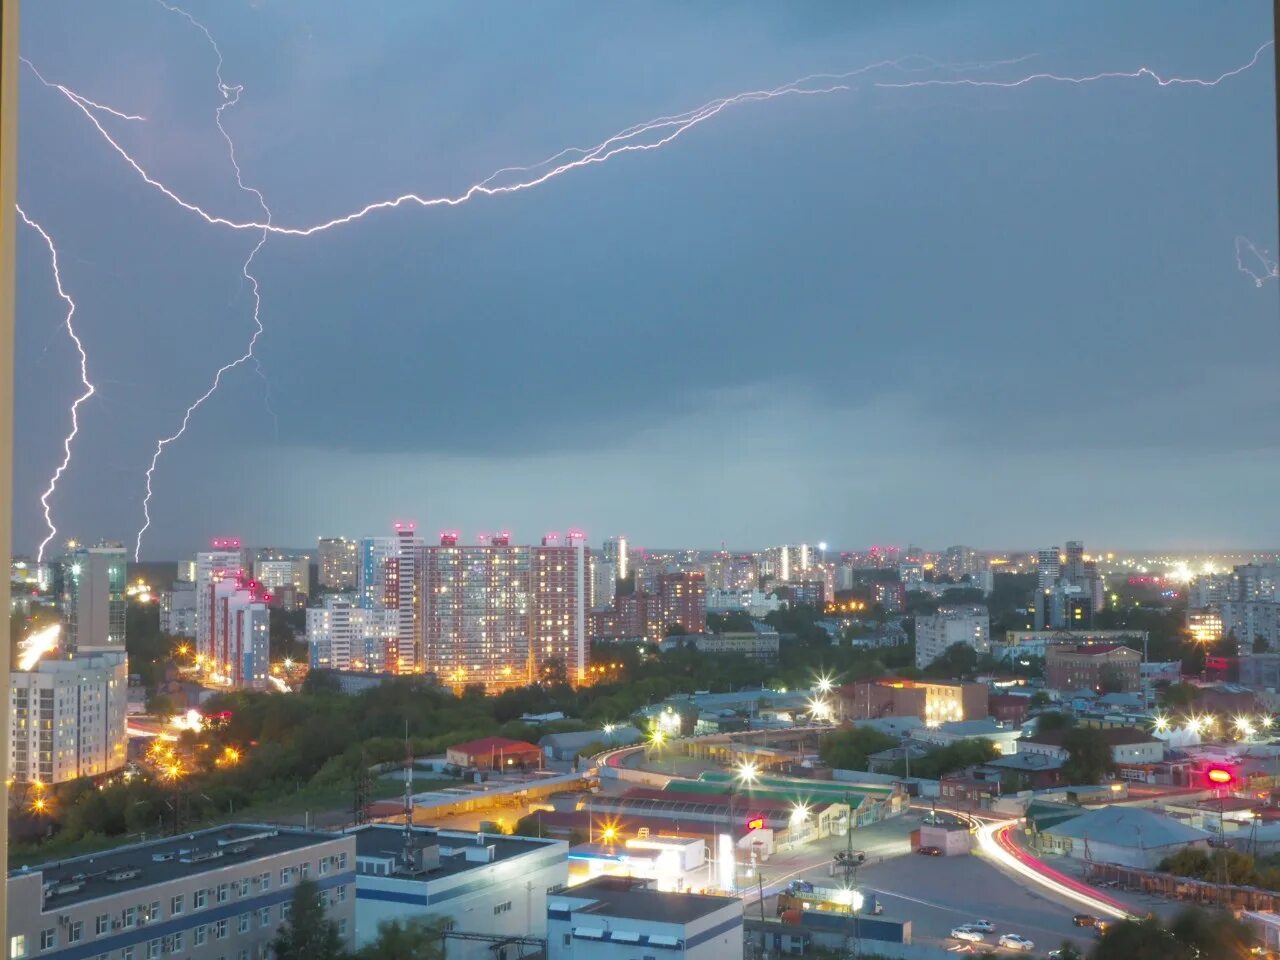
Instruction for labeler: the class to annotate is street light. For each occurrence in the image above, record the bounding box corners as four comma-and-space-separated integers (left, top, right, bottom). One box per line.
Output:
736, 760, 759, 786
1152, 714, 1170, 734
815, 673, 834, 695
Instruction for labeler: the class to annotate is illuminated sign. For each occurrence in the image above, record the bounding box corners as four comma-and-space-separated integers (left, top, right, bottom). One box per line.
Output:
746, 817, 765, 831
1206, 767, 1234, 785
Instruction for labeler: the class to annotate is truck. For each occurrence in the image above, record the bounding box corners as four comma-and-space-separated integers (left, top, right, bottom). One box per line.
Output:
777, 880, 883, 916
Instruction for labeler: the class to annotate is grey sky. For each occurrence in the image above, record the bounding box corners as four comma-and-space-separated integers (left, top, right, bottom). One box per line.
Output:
14, 1, 1278, 557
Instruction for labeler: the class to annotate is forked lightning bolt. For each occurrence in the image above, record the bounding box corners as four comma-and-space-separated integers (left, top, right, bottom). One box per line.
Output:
17, 206, 96, 563
135, 0, 275, 560
24, 26, 1273, 554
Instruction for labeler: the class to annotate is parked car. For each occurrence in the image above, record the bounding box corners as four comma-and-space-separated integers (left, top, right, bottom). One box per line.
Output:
1072, 914, 1099, 927
950, 927, 985, 943
917, 845, 943, 856
968, 920, 995, 933
998, 933, 1035, 951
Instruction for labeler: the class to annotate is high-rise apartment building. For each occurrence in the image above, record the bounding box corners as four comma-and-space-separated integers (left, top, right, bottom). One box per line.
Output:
307, 595, 399, 672
159, 580, 197, 637
1036, 547, 1061, 591
602, 535, 629, 581
61, 542, 127, 653
318, 536, 360, 589
253, 550, 311, 601
357, 535, 397, 610
195, 539, 247, 661
390, 523, 425, 673
10, 649, 128, 784
207, 576, 271, 689
914, 605, 991, 669
591, 558, 617, 611
420, 530, 589, 689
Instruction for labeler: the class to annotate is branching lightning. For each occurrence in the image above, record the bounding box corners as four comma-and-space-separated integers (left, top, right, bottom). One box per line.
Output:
23, 22, 1274, 555
1235, 235, 1279, 287
17, 207, 96, 563
135, 0, 274, 560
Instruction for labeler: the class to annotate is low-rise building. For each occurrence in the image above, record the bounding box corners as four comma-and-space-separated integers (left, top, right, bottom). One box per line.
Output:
445, 736, 543, 772
546, 876, 742, 960
839, 678, 988, 725
1034, 806, 1210, 869
1020, 726, 1164, 765
1046, 643, 1141, 693
6, 825, 355, 960
914, 718, 1020, 756
999, 630, 1147, 662
350, 824, 567, 960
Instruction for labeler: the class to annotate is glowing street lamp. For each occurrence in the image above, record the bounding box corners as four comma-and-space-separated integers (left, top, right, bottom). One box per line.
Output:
736, 761, 759, 786
815, 674, 834, 695
1152, 714, 1170, 734
790, 802, 811, 827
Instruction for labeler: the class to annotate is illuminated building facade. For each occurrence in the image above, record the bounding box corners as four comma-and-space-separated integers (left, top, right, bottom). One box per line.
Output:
839, 677, 988, 725
307, 596, 398, 672
1045, 643, 1141, 693
318, 536, 360, 589
208, 576, 271, 689
421, 531, 590, 689
61, 542, 127, 653
9, 649, 128, 784
1188, 609, 1225, 646
195, 539, 247, 662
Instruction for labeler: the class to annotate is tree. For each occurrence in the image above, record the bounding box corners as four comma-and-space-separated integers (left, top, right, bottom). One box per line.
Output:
271, 879, 346, 960
1029, 691, 1052, 708
1092, 907, 1252, 960
1159, 682, 1201, 711
1035, 711, 1073, 733
819, 727, 898, 771
1061, 727, 1114, 784
355, 916, 447, 960
921, 641, 978, 679
146, 692, 175, 717
1255, 634, 1270, 654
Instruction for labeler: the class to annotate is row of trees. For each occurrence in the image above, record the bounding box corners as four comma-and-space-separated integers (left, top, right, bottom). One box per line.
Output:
1159, 845, 1280, 892
273, 880, 444, 960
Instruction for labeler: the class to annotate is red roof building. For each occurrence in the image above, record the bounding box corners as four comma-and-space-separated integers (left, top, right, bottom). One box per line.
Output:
445, 736, 543, 771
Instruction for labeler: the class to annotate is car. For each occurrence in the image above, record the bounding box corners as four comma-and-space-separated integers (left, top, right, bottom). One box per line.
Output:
1073, 914, 1099, 927
967, 920, 995, 933
950, 927, 985, 943
998, 933, 1035, 951
917, 845, 943, 856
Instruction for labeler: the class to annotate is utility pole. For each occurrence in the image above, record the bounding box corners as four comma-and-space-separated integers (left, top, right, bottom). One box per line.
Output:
0, 0, 20, 947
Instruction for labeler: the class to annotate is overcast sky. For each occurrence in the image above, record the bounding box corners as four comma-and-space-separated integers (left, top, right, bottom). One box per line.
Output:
14, 1, 1278, 559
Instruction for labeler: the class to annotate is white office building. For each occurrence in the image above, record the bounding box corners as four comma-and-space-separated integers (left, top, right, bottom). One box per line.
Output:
9, 649, 128, 784
915, 605, 990, 669
705, 587, 782, 619
351, 825, 567, 960
546, 876, 742, 960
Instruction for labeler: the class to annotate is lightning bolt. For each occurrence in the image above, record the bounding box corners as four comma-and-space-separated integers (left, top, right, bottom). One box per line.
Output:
876, 40, 1273, 90
17, 206, 96, 563
25, 26, 1272, 556
135, 0, 274, 560
1235, 235, 1279, 287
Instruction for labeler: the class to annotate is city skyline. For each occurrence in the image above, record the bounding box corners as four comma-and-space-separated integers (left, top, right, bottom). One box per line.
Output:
14, 2, 1278, 557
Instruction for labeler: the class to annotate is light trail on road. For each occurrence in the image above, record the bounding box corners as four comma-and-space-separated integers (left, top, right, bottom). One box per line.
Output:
975, 820, 1133, 921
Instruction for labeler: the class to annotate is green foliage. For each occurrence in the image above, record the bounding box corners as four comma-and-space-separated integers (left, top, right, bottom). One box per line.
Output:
1092, 907, 1252, 960
1160, 846, 1280, 890
126, 601, 172, 689
819, 727, 898, 771
271, 880, 346, 960
921, 641, 978, 679
1029, 691, 1052, 708
1035, 711, 1074, 733
354, 916, 447, 960
1060, 727, 1115, 785
707, 610, 755, 633
1159, 682, 1201, 710
885, 738, 1002, 779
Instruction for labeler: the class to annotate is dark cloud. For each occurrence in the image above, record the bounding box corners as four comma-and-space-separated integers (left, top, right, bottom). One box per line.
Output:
13, 0, 1277, 556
